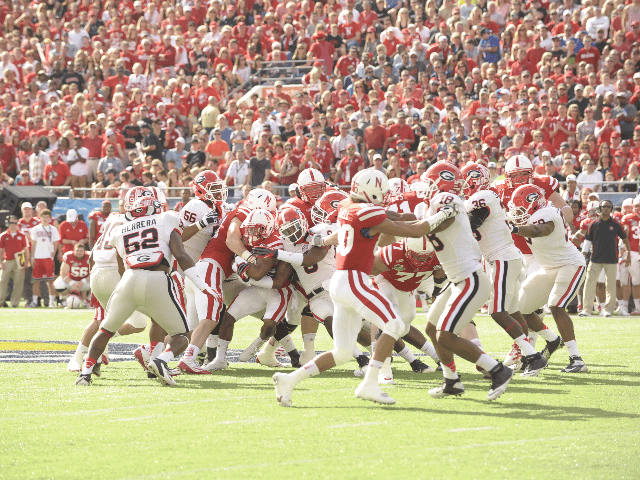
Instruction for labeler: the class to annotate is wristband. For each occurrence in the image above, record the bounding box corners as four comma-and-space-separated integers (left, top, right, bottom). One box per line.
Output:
184, 266, 208, 291
512, 225, 519, 235
248, 276, 274, 289
240, 250, 252, 262
274, 250, 305, 266
196, 220, 206, 231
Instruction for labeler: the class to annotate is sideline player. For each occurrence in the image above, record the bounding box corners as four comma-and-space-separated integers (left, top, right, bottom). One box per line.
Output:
53, 242, 91, 304
619, 198, 640, 315
76, 197, 217, 386
29, 209, 60, 308
88, 200, 112, 249
271, 168, 459, 406
509, 185, 589, 373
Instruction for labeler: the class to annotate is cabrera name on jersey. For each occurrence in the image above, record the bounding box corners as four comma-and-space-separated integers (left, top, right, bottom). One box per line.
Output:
527, 207, 585, 270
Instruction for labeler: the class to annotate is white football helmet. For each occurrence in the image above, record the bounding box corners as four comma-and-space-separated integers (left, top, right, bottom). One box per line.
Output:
297, 168, 326, 204
504, 155, 534, 188
240, 208, 275, 246
404, 236, 435, 269
634, 196, 640, 214
350, 168, 390, 205
147, 186, 168, 211
623, 197, 634, 215
587, 200, 600, 218
245, 188, 277, 213
123, 186, 153, 212
388, 178, 409, 195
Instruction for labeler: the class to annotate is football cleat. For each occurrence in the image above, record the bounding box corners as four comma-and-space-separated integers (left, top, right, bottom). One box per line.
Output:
256, 349, 283, 368
487, 363, 513, 401
239, 343, 261, 362
75, 373, 92, 386
378, 359, 396, 385
147, 359, 177, 386
428, 377, 465, 398
274, 345, 287, 357
289, 351, 302, 369
541, 336, 563, 361
133, 345, 150, 371
577, 310, 590, 317
600, 310, 612, 317
618, 307, 630, 316
511, 357, 525, 372
92, 362, 102, 377
631, 308, 640, 315
167, 367, 181, 377
355, 383, 396, 405
67, 358, 81, 372
355, 354, 369, 369
410, 358, 435, 373
560, 356, 589, 373
299, 349, 316, 365
101, 354, 109, 366
521, 353, 548, 377
273, 372, 294, 407
503, 342, 521, 367
203, 358, 229, 371
178, 357, 212, 375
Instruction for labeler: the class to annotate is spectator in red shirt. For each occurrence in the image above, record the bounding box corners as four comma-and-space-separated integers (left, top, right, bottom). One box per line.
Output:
58, 209, 89, 254
43, 151, 71, 189
385, 111, 415, 152
335, 144, 365, 184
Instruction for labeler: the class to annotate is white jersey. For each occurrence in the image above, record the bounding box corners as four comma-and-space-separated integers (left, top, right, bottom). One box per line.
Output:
91, 213, 125, 268
283, 223, 337, 295
527, 207, 586, 270
111, 211, 183, 269
421, 192, 483, 283
179, 199, 217, 264
464, 189, 521, 262
30, 224, 60, 259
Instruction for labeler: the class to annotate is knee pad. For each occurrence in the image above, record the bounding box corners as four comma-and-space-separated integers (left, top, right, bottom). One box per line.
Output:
329, 347, 353, 366
53, 277, 68, 292
274, 320, 298, 340
381, 317, 404, 341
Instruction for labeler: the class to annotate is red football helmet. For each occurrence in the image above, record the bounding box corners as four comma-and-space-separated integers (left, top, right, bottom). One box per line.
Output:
124, 186, 153, 212
311, 189, 348, 225
404, 236, 435, 269
276, 207, 308, 244
421, 162, 465, 199
125, 196, 163, 221
240, 209, 275, 246
388, 178, 409, 196
461, 163, 490, 198
297, 168, 326, 204
508, 185, 547, 225
504, 155, 534, 188
192, 170, 228, 205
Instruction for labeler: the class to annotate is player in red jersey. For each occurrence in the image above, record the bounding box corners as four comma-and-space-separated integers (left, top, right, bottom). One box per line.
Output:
494, 154, 572, 354
619, 197, 640, 315
88, 200, 112, 248
54, 243, 90, 304
271, 168, 459, 406
385, 189, 424, 214
178, 188, 278, 374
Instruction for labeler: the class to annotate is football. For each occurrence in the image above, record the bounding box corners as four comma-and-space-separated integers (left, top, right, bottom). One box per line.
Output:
66, 294, 83, 309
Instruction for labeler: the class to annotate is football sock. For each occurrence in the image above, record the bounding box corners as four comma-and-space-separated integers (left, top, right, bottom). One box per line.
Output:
363, 359, 383, 385
49, 295, 56, 306
290, 361, 320, 383
32, 295, 38, 304
599, 302, 605, 312
515, 334, 536, 356
82, 356, 97, 375
150, 342, 164, 361
73, 343, 89, 363
279, 335, 296, 354
538, 326, 558, 342
302, 333, 316, 352
216, 339, 230, 361
619, 300, 629, 311
565, 340, 580, 357
206, 335, 218, 349
420, 341, 439, 362
398, 345, 417, 363
528, 330, 540, 348
442, 361, 457, 380
183, 344, 199, 360
476, 354, 499, 372
157, 349, 174, 363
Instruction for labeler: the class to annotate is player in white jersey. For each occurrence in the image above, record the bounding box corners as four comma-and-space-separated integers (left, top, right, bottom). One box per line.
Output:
417, 162, 513, 401
461, 163, 548, 377
509, 185, 589, 373
76, 197, 218, 386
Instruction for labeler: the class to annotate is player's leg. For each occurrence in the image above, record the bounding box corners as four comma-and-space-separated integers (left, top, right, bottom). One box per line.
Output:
402, 325, 439, 363
300, 308, 320, 364
630, 252, 640, 314
256, 288, 302, 366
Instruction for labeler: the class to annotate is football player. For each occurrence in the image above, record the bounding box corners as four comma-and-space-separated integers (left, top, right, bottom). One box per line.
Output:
53, 242, 91, 304
76, 197, 217, 386
88, 200, 112, 249
270, 168, 458, 406
618, 198, 640, 315
509, 185, 589, 373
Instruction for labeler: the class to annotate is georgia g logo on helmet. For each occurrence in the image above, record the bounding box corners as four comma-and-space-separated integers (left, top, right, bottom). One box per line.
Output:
439, 170, 455, 181
194, 174, 206, 184
468, 169, 482, 179
330, 199, 340, 209
526, 192, 540, 203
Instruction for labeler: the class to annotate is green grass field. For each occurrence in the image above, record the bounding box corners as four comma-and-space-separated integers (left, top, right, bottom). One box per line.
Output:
1, 309, 639, 480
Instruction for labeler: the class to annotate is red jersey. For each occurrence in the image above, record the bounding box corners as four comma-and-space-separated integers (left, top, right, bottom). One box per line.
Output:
572, 208, 588, 232
386, 191, 423, 214
63, 251, 90, 281
200, 205, 251, 277
378, 242, 440, 292
58, 220, 89, 253
18, 217, 41, 244
0, 230, 28, 261
285, 196, 314, 227
612, 211, 625, 224
622, 213, 640, 252
88, 210, 109, 240
572, 217, 595, 247
495, 175, 559, 255
335, 199, 387, 274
